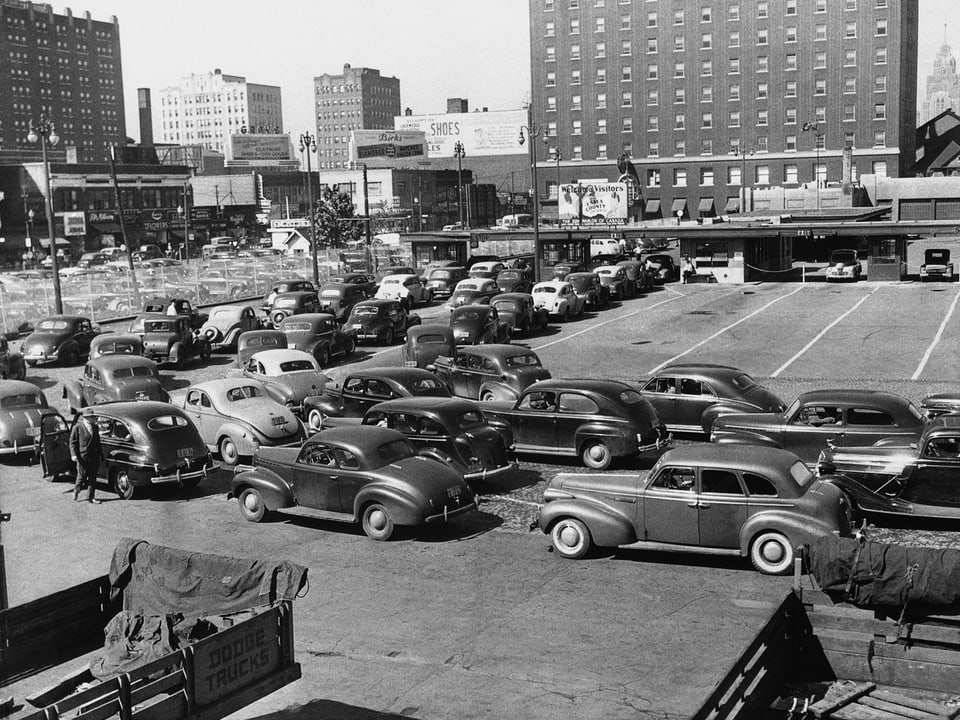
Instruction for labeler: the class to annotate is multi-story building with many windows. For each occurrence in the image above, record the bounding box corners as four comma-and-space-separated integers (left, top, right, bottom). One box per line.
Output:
313, 64, 401, 169
530, 0, 918, 219
0, 0, 125, 164
155, 69, 283, 155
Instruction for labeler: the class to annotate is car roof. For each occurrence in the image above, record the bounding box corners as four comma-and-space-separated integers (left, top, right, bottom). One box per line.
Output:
186, 378, 267, 396
347, 367, 441, 383
83, 400, 184, 421
38, 314, 88, 323
533, 280, 570, 289
658, 445, 807, 476
380, 273, 418, 281
0, 379, 43, 396
455, 343, 529, 358
526, 378, 633, 395
354, 298, 397, 307
368, 396, 479, 416
795, 389, 914, 409
275, 290, 316, 298
307, 425, 408, 455
407, 323, 454, 338
281, 312, 337, 326
249, 348, 318, 366
492, 292, 533, 301
89, 355, 156, 370
656, 364, 749, 380
453, 303, 493, 316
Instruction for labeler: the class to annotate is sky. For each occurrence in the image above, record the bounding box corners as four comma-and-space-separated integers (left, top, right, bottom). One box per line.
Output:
64, 0, 960, 144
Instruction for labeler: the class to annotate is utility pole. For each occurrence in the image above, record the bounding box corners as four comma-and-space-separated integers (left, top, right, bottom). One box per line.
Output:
109, 145, 141, 309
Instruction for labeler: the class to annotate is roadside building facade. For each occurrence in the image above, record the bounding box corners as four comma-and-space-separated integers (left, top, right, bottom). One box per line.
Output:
0, 0, 125, 164
529, 0, 919, 221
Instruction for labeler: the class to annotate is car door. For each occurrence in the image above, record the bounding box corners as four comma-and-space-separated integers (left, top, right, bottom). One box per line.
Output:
675, 378, 719, 433
555, 391, 602, 451
447, 352, 476, 397
639, 466, 700, 545
291, 442, 341, 511
241, 307, 258, 332
39, 413, 72, 478
513, 390, 558, 450
183, 389, 209, 443
842, 406, 907, 447
339, 376, 367, 416
360, 379, 396, 415
901, 437, 960, 506
641, 376, 679, 428
696, 468, 748, 548
783, 403, 845, 461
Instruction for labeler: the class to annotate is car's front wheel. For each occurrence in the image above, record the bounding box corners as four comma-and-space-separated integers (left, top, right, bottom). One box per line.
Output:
581, 441, 612, 470
382, 327, 395, 345
199, 342, 212, 362
361, 502, 395, 541
238, 487, 269, 522
550, 518, 592, 559
749, 531, 795, 575
112, 469, 137, 500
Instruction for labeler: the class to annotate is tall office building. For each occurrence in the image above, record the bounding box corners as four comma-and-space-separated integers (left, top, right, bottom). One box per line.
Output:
920, 34, 960, 125
313, 64, 401, 169
155, 69, 283, 154
0, 0, 126, 163
529, 0, 918, 217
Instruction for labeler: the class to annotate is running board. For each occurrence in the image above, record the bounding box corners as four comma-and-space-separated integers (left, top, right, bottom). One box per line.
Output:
619, 540, 742, 557
277, 506, 355, 523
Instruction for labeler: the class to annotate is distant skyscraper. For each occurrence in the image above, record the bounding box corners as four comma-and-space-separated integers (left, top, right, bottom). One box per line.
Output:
920, 30, 960, 124
155, 69, 283, 154
0, 1, 126, 163
313, 64, 401, 169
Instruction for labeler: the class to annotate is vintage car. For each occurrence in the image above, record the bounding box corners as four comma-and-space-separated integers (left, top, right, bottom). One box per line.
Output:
589, 237, 623, 260
817, 414, 960, 521
537, 445, 851, 574
0, 380, 58, 456
374, 273, 433, 309
345, 298, 421, 345
317, 283, 369, 322
278, 312, 356, 366
141, 314, 212, 368
616, 259, 653, 295
424, 266, 468, 299
531, 281, 586, 322
418, 260, 461, 282
444, 278, 500, 310
920, 248, 954, 282
362, 397, 514, 483
0, 336, 26, 379
141, 297, 206, 331
468, 261, 507, 280
644, 254, 678, 284
327, 272, 378, 298
375, 265, 417, 282
89, 333, 144, 359
431, 344, 551, 402
22, 315, 98, 366
490, 292, 550, 336
241, 348, 331, 417
449, 304, 511, 346
919, 392, 960, 419
482, 379, 669, 469
594, 265, 631, 300
267, 291, 323, 328
401, 324, 456, 369
494, 268, 534, 294
174, 378, 305, 466
236, 329, 288, 366
709, 390, 926, 464
63, 355, 169, 413
38, 401, 214, 499
199, 305, 262, 350
639, 364, 786, 435
303, 367, 451, 432
548, 262, 586, 280
229, 426, 477, 539
825, 249, 862, 282
262, 278, 315, 311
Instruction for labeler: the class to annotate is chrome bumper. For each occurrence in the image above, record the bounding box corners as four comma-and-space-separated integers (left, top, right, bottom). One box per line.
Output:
424, 501, 477, 524
464, 461, 517, 482
151, 463, 211, 485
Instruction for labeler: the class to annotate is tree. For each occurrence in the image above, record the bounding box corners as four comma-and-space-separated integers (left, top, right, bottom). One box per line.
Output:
315, 186, 363, 248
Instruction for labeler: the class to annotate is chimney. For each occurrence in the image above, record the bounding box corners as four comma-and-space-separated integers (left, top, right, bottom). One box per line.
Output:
138, 88, 154, 147
842, 145, 853, 189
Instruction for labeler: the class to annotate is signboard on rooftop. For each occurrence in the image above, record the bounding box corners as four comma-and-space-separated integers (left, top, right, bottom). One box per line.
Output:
394, 109, 526, 158
558, 183, 628, 223
228, 134, 292, 162
349, 130, 428, 168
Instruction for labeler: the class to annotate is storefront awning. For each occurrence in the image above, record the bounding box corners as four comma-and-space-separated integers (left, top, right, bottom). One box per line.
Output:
724, 198, 740, 213
644, 199, 661, 214
38, 237, 72, 248
670, 199, 687, 214
698, 198, 715, 213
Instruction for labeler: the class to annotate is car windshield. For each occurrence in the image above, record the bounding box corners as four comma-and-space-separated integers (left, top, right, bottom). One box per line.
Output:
282, 322, 313, 332
457, 410, 486, 429
377, 438, 415, 465
226, 385, 264, 401
36, 319, 69, 331
0, 393, 42, 408
353, 305, 380, 316
274, 297, 300, 308
790, 461, 815, 490
147, 414, 189, 430
411, 377, 448, 394
417, 334, 451, 345
830, 251, 857, 264
454, 309, 482, 321
145, 321, 175, 332
112, 366, 156, 379
533, 286, 556, 294
505, 353, 541, 368
492, 300, 519, 312
731, 373, 758, 390
102, 342, 136, 354
278, 360, 316, 372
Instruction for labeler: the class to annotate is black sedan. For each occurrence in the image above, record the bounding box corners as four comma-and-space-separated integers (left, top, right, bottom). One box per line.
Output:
644, 255, 678, 284
431, 345, 551, 402
495, 268, 534, 294
63, 355, 169, 413
278, 313, 356, 366
449, 304, 511, 346
21, 315, 98, 366
345, 299, 421, 345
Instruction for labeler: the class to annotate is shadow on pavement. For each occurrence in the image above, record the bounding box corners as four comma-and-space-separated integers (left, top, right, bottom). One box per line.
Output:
249, 699, 417, 720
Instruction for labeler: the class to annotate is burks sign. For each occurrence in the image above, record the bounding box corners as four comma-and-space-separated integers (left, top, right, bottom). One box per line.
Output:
558, 183, 628, 223
350, 130, 427, 168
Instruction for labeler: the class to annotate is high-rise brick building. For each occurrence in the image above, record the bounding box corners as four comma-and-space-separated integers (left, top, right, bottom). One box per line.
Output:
529, 0, 918, 218
0, 0, 125, 163
313, 64, 401, 169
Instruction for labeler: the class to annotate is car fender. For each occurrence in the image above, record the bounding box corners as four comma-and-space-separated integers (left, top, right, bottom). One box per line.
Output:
738, 511, 840, 557
417, 446, 462, 471
231, 467, 295, 509
169, 342, 182, 365
477, 381, 518, 402
215, 420, 262, 456
62, 379, 85, 410
538, 498, 638, 548
222, 327, 242, 346
304, 394, 343, 417
821, 473, 913, 514
574, 423, 636, 454
701, 403, 764, 434
711, 428, 782, 449
352, 484, 423, 526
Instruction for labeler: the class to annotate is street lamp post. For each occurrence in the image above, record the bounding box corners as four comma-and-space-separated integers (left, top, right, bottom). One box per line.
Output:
802, 122, 824, 209
299, 131, 319, 286
177, 182, 192, 263
733, 141, 755, 214
518, 107, 548, 281
453, 141, 466, 229
552, 147, 562, 216
26, 116, 63, 314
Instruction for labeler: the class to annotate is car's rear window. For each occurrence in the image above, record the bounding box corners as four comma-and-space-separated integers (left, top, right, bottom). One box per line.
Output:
533, 286, 556, 294
279, 360, 315, 372
0, 393, 41, 408
145, 321, 175, 332
498, 271, 521, 280
382, 278, 400, 285
455, 309, 482, 320
492, 300, 519, 312
430, 270, 454, 279
411, 377, 448, 394
274, 297, 300, 308
210, 308, 237, 320
37, 319, 69, 331
377, 438, 414, 464
731, 373, 757, 390
113, 366, 156, 379
320, 289, 342, 298
505, 354, 541, 368
226, 385, 264, 401
353, 305, 379, 316
282, 322, 313, 332
147, 415, 189, 430
417, 334, 450, 345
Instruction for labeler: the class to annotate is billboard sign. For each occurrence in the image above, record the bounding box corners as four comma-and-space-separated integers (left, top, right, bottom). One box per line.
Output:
228, 134, 292, 162
558, 183, 628, 223
61, 211, 87, 236
350, 130, 428, 168
395, 109, 527, 158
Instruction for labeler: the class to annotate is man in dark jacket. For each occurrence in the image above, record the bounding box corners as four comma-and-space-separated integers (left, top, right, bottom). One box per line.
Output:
70, 414, 102, 504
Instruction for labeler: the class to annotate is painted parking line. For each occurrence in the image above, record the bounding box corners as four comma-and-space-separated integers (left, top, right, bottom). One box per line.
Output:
912, 283, 960, 380
771, 285, 880, 378
646, 285, 807, 375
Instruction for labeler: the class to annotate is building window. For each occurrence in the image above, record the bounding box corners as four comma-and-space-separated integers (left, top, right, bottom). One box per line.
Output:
757, 109, 769, 126
757, 2, 768, 18
648, 140, 657, 156
785, 164, 798, 183
815, 106, 826, 124
545, 0, 555, 10
647, 64, 658, 79
570, 18, 580, 34
546, 46, 556, 62
844, 131, 856, 147
595, 17, 605, 32
596, 68, 606, 83
572, 94, 582, 109
596, 41, 606, 57
785, 80, 797, 97
729, 83, 740, 100
675, 112, 685, 129
621, 14, 632, 29
621, 66, 632, 82
756, 165, 770, 184
573, 118, 583, 134
876, 19, 887, 36
674, 62, 685, 78
757, 56, 768, 73
646, 11, 656, 27
674, 35, 685, 52
845, 0, 857, 8
814, 24, 827, 42
677, 89, 688, 104
646, 37, 657, 53
675, 139, 686, 156
701, 7, 712, 22
596, 92, 607, 108
547, 96, 557, 111
844, 77, 856, 94
571, 69, 582, 84
546, 71, 556, 87
646, 88, 657, 104
648, 115, 659, 131
815, 51, 827, 69
757, 82, 768, 99
875, 48, 887, 64
545, 21, 555, 36
757, 29, 768, 45
728, 165, 742, 185
700, 167, 715, 186
702, 138, 714, 154
876, 0, 887, 6
843, 105, 856, 121
702, 60, 713, 76
646, 169, 660, 187
701, 33, 712, 49
815, 79, 826, 95
597, 118, 607, 133
785, 108, 797, 124
702, 112, 713, 128
573, 145, 582, 160
729, 110, 740, 127
620, 117, 630, 132
702, 86, 713, 103
815, 133, 825, 150
728, 4, 740, 21
872, 160, 887, 177
598, 143, 608, 160
874, 103, 886, 120
845, 21, 856, 38
785, 134, 796, 151
570, 0, 579, 8
623, 90, 634, 106
621, 39, 632, 55
786, 27, 797, 43
729, 31, 740, 47
674, 168, 687, 186
674, 8, 684, 24
785, 54, 797, 71
786, 0, 797, 14
571, 43, 581, 59
875, 75, 886, 93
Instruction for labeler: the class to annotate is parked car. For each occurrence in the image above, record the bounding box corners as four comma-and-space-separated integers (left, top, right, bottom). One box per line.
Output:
431, 345, 551, 402
141, 297, 206, 331
0, 336, 26, 379
0, 380, 58, 457
482, 379, 669, 469
141, 314, 212, 368
638, 364, 786, 435
38, 401, 213, 499
418, 260, 461, 283
920, 249, 954, 282
468, 261, 507, 280
494, 268, 534, 294
267, 291, 323, 328
449, 304, 512, 346
278, 312, 356, 366
594, 265, 631, 300
425, 266, 468, 299
317, 283, 369, 322
817, 414, 960, 522
362, 397, 514, 483
327, 272, 378, 298
174, 378, 305, 466
77, 252, 110, 269
709, 390, 926, 464
63, 355, 169, 413
375, 273, 433, 309
240, 348, 331, 417
262, 279, 315, 311
401, 325, 456, 369
644, 255, 678, 284
537, 445, 851, 574
589, 237, 622, 259
229, 425, 477, 539
490, 292, 550, 336
199, 305, 262, 350
444, 278, 500, 310
89, 333, 144, 359
548, 262, 586, 280
617, 259, 654, 294
345, 298, 421, 345
22, 315, 98, 366
303, 367, 451, 432
825, 249, 862, 282
531, 281, 586, 322
237, 329, 288, 366
375, 265, 417, 283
